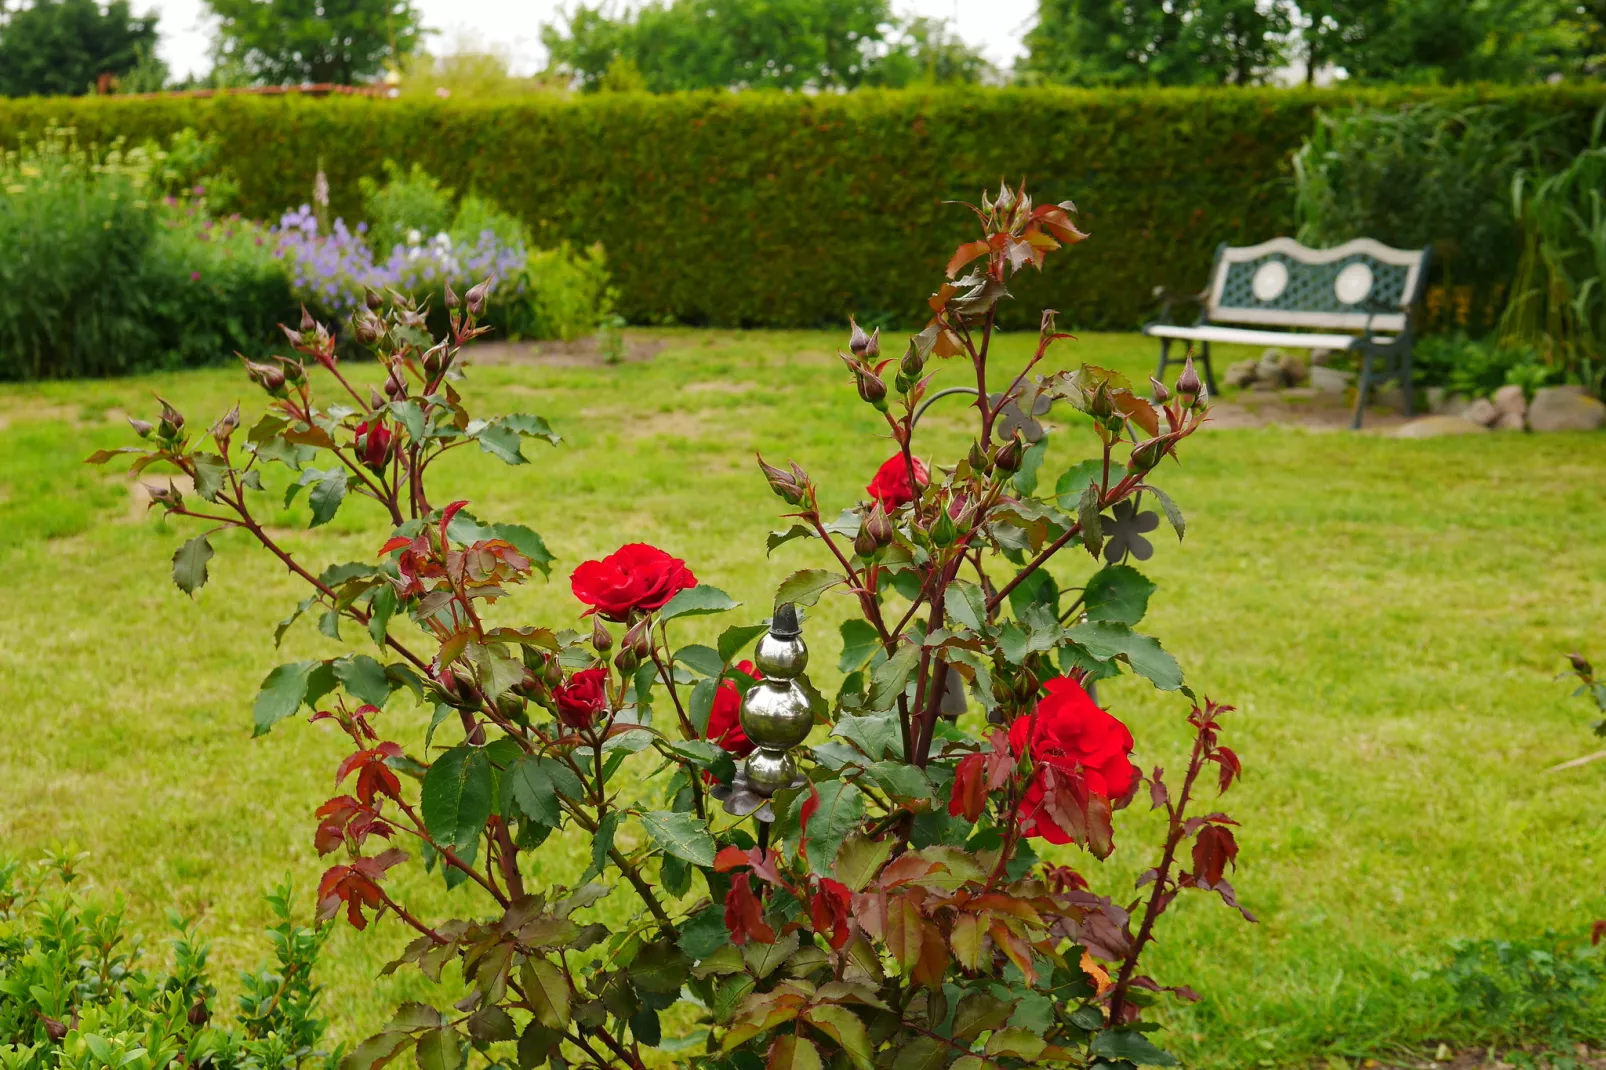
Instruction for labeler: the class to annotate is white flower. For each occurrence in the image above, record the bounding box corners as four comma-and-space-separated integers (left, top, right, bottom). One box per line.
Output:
406, 228, 421, 245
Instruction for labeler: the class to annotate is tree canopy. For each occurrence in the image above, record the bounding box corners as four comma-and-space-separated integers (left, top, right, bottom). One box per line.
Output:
0, 0, 160, 97
540, 0, 990, 92
205, 0, 422, 85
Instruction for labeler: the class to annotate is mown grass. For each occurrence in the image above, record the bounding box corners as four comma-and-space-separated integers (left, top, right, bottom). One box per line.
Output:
0, 329, 1603, 1068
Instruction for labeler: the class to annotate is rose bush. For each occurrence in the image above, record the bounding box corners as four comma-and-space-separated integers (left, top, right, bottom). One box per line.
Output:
96, 181, 1253, 1070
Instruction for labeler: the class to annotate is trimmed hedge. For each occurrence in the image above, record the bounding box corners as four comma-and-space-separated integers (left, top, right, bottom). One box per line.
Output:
5, 86, 1605, 330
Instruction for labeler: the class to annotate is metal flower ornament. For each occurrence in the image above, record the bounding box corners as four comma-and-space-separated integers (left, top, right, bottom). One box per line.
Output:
95, 182, 1254, 1070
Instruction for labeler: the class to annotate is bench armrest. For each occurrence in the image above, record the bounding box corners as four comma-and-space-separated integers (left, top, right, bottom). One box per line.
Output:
1149, 285, 1210, 327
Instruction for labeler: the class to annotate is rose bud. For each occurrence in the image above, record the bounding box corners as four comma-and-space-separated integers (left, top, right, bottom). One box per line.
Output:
614, 646, 639, 675
591, 616, 613, 653
1176, 357, 1202, 402
855, 368, 887, 408
354, 421, 394, 474
188, 998, 210, 1027
900, 339, 925, 380
994, 183, 1016, 215
854, 523, 878, 559
1127, 437, 1168, 473
369, 386, 385, 410
968, 440, 990, 474
1089, 384, 1114, 419
212, 404, 239, 446
279, 323, 303, 347
353, 309, 382, 345
384, 368, 406, 400
281, 359, 306, 386
365, 288, 384, 311
623, 617, 652, 659
465, 278, 492, 317
542, 657, 564, 689
299, 305, 316, 333
757, 455, 807, 506
443, 279, 460, 309
41, 1015, 67, 1042
156, 398, 184, 440
422, 344, 445, 378
1149, 376, 1171, 403
1569, 652, 1594, 676
992, 434, 1023, 473
128, 417, 153, 438
864, 502, 893, 547
244, 359, 287, 396
929, 507, 958, 547
848, 316, 872, 356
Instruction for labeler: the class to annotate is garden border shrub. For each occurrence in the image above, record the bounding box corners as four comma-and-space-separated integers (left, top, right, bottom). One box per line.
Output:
5, 86, 1605, 330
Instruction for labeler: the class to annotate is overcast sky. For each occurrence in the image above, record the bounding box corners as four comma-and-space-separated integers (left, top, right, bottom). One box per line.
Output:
148, 0, 1039, 82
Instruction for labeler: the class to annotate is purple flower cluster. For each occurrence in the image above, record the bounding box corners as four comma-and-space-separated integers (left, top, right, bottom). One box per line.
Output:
272, 205, 527, 318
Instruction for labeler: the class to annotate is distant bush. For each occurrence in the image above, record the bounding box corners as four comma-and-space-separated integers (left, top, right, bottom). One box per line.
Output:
1413, 333, 1559, 399
0, 849, 335, 1070
1440, 933, 1606, 1050
0, 129, 294, 381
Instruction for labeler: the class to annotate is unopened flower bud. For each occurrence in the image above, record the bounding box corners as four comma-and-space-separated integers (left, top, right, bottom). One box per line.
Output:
422, 344, 446, 378
213, 404, 239, 445
994, 182, 1016, 216
968, 440, 990, 473
757, 455, 807, 506
129, 417, 153, 438
300, 305, 316, 333
1128, 437, 1168, 473
1176, 357, 1202, 402
443, 279, 459, 310
538, 659, 561, 691
854, 523, 878, 559
865, 502, 893, 547
929, 507, 958, 548
1149, 376, 1171, 403
188, 999, 210, 1027
848, 316, 872, 356
992, 435, 1023, 473
856, 369, 887, 407
591, 617, 613, 653
279, 324, 303, 347
614, 646, 639, 675
900, 340, 925, 380
282, 360, 306, 385
1013, 665, 1040, 703
353, 309, 383, 345
465, 278, 492, 317
384, 369, 406, 400
1089, 384, 1114, 419
1569, 652, 1594, 677
623, 618, 652, 659
365, 289, 383, 311
245, 360, 287, 395
369, 386, 385, 410
41, 1015, 66, 1042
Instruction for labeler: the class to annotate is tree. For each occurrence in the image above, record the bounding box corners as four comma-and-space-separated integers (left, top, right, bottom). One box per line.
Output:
0, 0, 160, 97
1021, 0, 1292, 86
206, 0, 422, 85
541, 0, 987, 92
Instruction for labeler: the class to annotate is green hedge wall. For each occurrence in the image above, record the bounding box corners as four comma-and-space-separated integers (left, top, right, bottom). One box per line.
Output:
5, 86, 1605, 330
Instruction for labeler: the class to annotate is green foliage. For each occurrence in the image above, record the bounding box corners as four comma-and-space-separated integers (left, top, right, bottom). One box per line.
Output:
1412, 332, 1558, 398
357, 161, 453, 252
1440, 934, 1606, 1047
206, 0, 422, 86
3, 87, 1603, 332
0, 129, 293, 380
1501, 107, 1606, 394
0, 851, 333, 1070
0, 0, 159, 98
541, 0, 987, 93
1022, 0, 1292, 86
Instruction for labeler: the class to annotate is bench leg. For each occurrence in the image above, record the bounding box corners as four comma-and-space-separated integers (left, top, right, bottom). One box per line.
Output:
1200, 341, 1220, 398
1399, 347, 1416, 417
1351, 352, 1373, 430
1154, 338, 1172, 388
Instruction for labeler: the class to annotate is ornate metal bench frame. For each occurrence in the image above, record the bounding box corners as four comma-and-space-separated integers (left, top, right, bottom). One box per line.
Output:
1145, 237, 1433, 429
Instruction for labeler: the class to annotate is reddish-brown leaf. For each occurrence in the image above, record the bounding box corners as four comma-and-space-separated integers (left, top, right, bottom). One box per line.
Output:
724, 872, 775, 946
1192, 824, 1238, 885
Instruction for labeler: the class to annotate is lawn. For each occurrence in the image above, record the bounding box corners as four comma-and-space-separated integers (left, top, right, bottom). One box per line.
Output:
1, 329, 1603, 1069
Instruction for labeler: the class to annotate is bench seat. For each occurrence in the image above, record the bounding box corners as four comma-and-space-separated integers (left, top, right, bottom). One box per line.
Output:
1144, 323, 1397, 350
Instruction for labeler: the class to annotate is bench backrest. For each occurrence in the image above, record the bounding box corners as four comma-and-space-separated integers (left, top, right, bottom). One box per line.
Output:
1205, 237, 1431, 334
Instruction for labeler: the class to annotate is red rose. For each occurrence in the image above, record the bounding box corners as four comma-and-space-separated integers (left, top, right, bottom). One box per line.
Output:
866, 454, 928, 510
570, 543, 697, 622
1009, 677, 1138, 846
706, 660, 762, 757
354, 420, 394, 474
553, 667, 608, 728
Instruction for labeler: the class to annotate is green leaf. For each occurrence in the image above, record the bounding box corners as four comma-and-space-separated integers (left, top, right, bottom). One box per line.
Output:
638, 810, 716, 867
718, 623, 768, 663
368, 584, 398, 648
891, 1037, 946, 1070
1012, 436, 1048, 495
582, 811, 622, 883
864, 762, 931, 804
630, 940, 692, 994
1090, 1029, 1179, 1067
767, 1035, 822, 1070
252, 660, 319, 736
943, 581, 988, 633
308, 467, 348, 528
468, 642, 526, 700
334, 654, 392, 707
1083, 564, 1155, 626
866, 642, 920, 711
502, 413, 561, 444
985, 1027, 1046, 1060
388, 399, 426, 443
766, 523, 815, 555
1006, 567, 1058, 622
678, 905, 730, 960
171, 534, 214, 597
802, 1005, 873, 1070
471, 422, 528, 464
319, 609, 342, 640
1066, 620, 1183, 691
775, 568, 841, 608
674, 644, 726, 678
831, 711, 902, 761
493, 523, 554, 575
421, 746, 493, 851
689, 678, 718, 737
659, 585, 739, 622
1144, 484, 1186, 541
1056, 459, 1105, 510
275, 597, 314, 647
191, 453, 228, 503
521, 960, 571, 1030
414, 1029, 462, 1070
799, 780, 864, 876
838, 619, 881, 674
1077, 482, 1104, 558
509, 757, 583, 827
833, 833, 894, 892
952, 991, 1014, 1044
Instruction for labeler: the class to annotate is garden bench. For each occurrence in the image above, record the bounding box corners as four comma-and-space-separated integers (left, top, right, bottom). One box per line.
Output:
1146, 237, 1433, 429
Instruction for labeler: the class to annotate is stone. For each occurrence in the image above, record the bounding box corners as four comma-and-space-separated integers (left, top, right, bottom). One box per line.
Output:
1425, 386, 1449, 413
1256, 350, 1287, 387
1392, 415, 1491, 438
1225, 358, 1259, 389
1462, 397, 1499, 426
1278, 350, 1310, 386
1372, 386, 1406, 411
1309, 365, 1352, 394
1250, 378, 1281, 392
1440, 393, 1473, 417
1309, 347, 1336, 366
1492, 383, 1527, 417
1491, 409, 1526, 431
1527, 385, 1606, 432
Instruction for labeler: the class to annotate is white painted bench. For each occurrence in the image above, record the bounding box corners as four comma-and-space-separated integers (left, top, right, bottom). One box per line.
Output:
1145, 237, 1433, 429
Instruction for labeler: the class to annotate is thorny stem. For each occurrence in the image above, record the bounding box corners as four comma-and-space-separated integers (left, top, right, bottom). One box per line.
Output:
375, 889, 446, 945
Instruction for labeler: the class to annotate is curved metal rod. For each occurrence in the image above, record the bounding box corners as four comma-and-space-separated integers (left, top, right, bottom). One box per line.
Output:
911, 385, 979, 427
